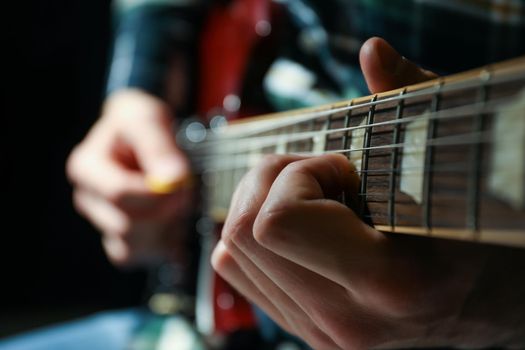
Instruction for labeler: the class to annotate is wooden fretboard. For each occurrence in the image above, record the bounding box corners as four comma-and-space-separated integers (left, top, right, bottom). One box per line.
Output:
182, 56, 525, 248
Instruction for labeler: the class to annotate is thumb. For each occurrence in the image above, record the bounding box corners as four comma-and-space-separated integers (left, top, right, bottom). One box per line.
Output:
359, 37, 438, 94
123, 106, 191, 193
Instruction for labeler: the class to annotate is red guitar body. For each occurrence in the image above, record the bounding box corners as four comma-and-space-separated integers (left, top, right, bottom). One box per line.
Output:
196, 0, 280, 336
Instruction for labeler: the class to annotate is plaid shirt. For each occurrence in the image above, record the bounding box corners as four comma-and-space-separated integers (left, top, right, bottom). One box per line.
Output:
106, 0, 525, 103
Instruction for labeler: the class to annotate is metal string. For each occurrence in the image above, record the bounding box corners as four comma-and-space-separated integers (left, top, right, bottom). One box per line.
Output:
196, 69, 525, 142
188, 96, 517, 158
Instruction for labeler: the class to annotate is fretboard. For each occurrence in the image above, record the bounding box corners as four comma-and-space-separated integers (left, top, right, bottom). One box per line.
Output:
183, 56, 525, 249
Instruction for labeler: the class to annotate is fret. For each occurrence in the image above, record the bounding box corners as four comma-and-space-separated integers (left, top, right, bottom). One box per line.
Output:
325, 111, 334, 142
313, 115, 329, 155
286, 123, 300, 153
307, 117, 317, 154
388, 89, 407, 229
341, 101, 353, 208
467, 70, 491, 232
315, 110, 334, 155
422, 82, 443, 231
341, 101, 354, 150
275, 126, 288, 154
359, 95, 378, 217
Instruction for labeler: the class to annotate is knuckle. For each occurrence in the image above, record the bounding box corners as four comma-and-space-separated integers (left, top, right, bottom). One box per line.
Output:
281, 160, 307, 177
260, 154, 284, 167
110, 217, 133, 238
65, 146, 85, 183
72, 190, 87, 216
252, 201, 291, 248
222, 210, 255, 247
210, 242, 233, 274
257, 154, 294, 174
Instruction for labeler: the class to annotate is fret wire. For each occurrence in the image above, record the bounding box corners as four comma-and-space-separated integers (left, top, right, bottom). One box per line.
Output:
324, 109, 342, 203
359, 95, 378, 218
423, 82, 443, 231
226, 151, 235, 208
322, 110, 334, 153
325, 110, 334, 142
467, 69, 491, 233
388, 89, 406, 229
287, 123, 299, 153
308, 117, 316, 153
219, 168, 227, 209
342, 101, 353, 150
341, 101, 353, 208
358, 190, 468, 198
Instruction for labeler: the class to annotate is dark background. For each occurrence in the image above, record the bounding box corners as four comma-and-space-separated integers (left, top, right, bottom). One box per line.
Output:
1, 0, 147, 337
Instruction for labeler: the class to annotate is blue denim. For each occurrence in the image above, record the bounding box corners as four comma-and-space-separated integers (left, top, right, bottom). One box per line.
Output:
0, 308, 147, 350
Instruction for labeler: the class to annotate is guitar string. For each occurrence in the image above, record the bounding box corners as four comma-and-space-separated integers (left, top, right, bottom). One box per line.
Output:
200, 163, 479, 196
187, 95, 517, 157
201, 161, 472, 176
193, 133, 508, 173
198, 68, 525, 141
188, 124, 517, 171
190, 98, 497, 151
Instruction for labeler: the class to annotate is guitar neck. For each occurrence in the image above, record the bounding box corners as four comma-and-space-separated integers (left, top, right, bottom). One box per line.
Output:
184, 56, 525, 248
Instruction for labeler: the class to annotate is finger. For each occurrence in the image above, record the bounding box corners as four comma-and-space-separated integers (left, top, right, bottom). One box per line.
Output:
73, 188, 172, 236
232, 230, 362, 350
101, 233, 174, 267
75, 189, 186, 265
217, 239, 341, 350
223, 154, 302, 242
252, 155, 387, 293
119, 102, 191, 186
211, 241, 294, 335
222, 155, 345, 349
73, 189, 131, 238
252, 155, 450, 320
359, 37, 438, 94
67, 144, 155, 209
102, 236, 133, 266
69, 143, 193, 215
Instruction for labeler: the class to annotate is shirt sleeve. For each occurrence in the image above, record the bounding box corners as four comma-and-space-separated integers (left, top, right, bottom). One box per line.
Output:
105, 0, 207, 99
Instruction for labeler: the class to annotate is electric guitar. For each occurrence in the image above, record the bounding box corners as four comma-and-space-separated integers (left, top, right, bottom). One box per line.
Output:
174, 0, 525, 343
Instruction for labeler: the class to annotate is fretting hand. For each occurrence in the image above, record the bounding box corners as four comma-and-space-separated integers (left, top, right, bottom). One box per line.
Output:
211, 38, 519, 349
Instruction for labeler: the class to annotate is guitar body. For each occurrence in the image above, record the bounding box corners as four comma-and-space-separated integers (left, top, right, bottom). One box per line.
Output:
195, 0, 280, 337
